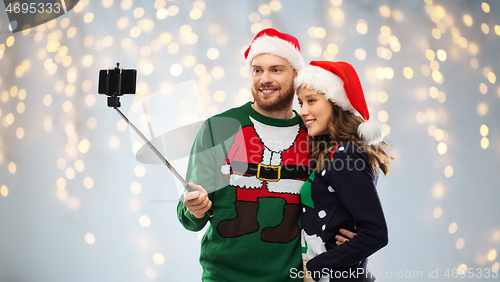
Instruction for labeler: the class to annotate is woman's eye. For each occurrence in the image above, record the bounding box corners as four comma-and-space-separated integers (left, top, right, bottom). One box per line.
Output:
308, 99, 315, 103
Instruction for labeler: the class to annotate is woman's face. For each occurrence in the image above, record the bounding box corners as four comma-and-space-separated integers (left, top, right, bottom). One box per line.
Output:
297, 87, 333, 137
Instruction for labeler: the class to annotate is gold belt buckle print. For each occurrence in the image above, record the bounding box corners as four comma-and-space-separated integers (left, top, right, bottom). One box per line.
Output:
256, 164, 281, 181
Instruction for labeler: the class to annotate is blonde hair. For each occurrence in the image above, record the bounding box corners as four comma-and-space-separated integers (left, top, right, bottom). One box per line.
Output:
309, 103, 393, 175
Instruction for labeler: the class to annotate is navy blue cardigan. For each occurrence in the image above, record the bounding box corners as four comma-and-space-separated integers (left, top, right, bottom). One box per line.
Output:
301, 142, 388, 281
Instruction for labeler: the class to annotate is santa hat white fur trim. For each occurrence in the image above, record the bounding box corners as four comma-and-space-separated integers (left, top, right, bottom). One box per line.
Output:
295, 65, 384, 145
294, 65, 355, 113
220, 164, 231, 175
246, 36, 305, 72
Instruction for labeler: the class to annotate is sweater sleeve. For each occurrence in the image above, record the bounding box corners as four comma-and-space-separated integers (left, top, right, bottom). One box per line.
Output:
306, 144, 388, 275
176, 119, 217, 232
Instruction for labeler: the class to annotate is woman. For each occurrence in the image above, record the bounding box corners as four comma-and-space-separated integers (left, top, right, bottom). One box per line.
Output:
295, 61, 393, 282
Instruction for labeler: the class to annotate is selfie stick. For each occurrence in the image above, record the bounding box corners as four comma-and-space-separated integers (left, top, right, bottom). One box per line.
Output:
100, 63, 214, 217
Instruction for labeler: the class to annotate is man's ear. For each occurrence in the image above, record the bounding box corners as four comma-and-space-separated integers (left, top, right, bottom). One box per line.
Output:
293, 69, 298, 79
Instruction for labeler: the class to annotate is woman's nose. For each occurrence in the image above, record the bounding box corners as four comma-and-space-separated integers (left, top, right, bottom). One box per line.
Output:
299, 105, 308, 117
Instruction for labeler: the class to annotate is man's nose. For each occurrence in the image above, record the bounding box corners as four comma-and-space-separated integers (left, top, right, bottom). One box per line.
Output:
261, 71, 273, 85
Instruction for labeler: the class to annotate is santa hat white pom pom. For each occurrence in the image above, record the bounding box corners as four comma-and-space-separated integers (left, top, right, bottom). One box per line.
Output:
358, 120, 384, 146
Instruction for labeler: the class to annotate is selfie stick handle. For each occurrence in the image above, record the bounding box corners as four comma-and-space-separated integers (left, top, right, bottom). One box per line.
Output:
114, 107, 214, 217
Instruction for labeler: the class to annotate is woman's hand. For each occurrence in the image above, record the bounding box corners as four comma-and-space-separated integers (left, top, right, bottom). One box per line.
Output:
303, 266, 316, 282
303, 276, 316, 282
335, 228, 357, 246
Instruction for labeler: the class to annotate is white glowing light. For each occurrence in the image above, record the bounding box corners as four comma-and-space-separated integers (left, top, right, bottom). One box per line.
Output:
139, 215, 151, 227
85, 233, 95, 244
1, 185, 9, 197
135, 165, 146, 177
153, 253, 165, 265
170, 64, 183, 76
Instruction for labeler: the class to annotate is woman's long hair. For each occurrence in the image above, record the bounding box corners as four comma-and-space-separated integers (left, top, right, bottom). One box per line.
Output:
309, 102, 393, 175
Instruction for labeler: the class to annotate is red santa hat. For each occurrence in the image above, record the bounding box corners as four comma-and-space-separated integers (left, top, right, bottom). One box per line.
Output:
294, 61, 384, 145
244, 28, 305, 72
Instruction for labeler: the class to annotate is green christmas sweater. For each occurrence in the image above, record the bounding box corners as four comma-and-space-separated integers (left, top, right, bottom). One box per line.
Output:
177, 102, 310, 281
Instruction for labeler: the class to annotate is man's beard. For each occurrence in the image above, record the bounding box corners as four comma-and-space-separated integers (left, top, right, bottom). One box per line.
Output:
251, 81, 295, 112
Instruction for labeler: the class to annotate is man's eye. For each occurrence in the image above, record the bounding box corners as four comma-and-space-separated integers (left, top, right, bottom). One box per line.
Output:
308, 99, 315, 103
253, 69, 261, 73
272, 69, 281, 73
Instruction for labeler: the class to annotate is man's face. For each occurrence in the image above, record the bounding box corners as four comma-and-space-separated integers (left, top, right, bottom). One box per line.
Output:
250, 54, 296, 112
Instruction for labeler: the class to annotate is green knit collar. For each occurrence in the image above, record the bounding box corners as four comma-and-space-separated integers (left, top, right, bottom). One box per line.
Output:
243, 102, 303, 127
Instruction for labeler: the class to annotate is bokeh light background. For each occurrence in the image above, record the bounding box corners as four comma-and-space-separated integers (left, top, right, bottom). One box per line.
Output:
1, 0, 499, 281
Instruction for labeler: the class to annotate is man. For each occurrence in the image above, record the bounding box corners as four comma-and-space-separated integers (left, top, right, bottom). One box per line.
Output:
177, 28, 310, 281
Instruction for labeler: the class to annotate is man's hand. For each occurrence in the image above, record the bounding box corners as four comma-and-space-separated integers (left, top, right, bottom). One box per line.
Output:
183, 183, 212, 218
335, 228, 357, 246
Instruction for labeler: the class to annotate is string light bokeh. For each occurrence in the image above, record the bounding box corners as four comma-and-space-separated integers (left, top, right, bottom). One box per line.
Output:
0, 0, 499, 281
